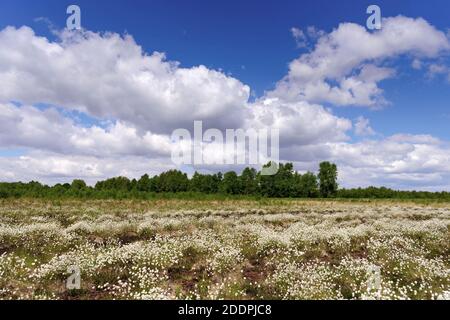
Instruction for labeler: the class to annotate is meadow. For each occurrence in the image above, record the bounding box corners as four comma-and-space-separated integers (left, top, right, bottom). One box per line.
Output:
0, 198, 448, 300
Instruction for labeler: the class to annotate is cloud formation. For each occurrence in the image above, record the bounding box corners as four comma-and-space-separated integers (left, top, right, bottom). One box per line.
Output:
269, 16, 450, 107
354, 116, 376, 137
1, 16, 450, 190
0, 26, 250, 133
0, 103, 171, 157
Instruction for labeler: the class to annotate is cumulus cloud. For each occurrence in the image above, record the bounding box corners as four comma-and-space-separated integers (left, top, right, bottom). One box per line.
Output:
280, 135, 450, 190
0, 103, 172, 157
291, 27, 308, 48
412, 59, 423, 70
427, 63, 449, 79
354, 116, 376, 137
269, 16, 450, 107
1, 16, 450, 190
290, 26, 326, 49
0, 151, 176, 185
0, 26, 250, 133
306, 26, 326, 39
331, 137, 450, 190
247, 98, 352, 146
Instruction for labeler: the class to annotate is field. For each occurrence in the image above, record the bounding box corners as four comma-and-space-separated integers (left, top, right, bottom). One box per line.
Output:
0, 199, 449, 300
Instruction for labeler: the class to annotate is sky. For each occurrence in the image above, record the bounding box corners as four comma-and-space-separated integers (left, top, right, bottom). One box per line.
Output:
0, 0, 449, 190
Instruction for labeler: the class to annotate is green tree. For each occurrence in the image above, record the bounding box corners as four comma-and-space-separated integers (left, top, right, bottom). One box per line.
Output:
71, 179, 87, 190
95, 177, 131, 191
220, 171, 241, 194
239, 167, 258, 195
189, 172, 203, 192
258, 162, 295, 197
293, 172, 319, 197
137, 174, 151, 191
130, 178, 138, 191
158, 170, 189, 192
274, 163, 294, 197
189, 172, 221, 194
258, 162, 276, 197
318, 161, 338, 197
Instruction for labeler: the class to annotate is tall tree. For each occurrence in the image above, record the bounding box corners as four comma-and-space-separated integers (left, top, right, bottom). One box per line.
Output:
258, 162, 295, 197
158, 170, 189, 192
240, 167, 258, 195
318, 161, 338, 197
189, 172, 222, 194
274, 163, 294, 197
292, 172, 319, 197
71, 179, 87, 190
220, 171, 241, 195
137, 174, 151, 191
95, 177, 131, 191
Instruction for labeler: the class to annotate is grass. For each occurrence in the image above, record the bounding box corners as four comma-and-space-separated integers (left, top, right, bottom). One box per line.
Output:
0, 198, 448, 300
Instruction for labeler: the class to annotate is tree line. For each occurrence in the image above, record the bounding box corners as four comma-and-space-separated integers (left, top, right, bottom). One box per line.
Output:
1, 161, 449, 200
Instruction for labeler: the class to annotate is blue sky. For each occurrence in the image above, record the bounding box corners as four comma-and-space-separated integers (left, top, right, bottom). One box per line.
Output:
0, 0, 449, 189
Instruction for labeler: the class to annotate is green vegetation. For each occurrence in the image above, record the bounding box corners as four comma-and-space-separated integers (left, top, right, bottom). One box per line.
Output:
1, 161, 449, 200
0, 199, 448, 300
318, 161, 338, 198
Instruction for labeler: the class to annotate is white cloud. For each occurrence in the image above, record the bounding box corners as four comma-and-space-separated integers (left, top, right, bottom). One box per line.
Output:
412, 59, 423, 70
282, 136, 450, 190
0, 26, 250, 133
291, 27, 308, 48
427, 63, 449, 79
0, 152, 175, 185
306, 26, 325, 39
335, 137, 450, 189
1, 16, 450, 191
248, 99, 352, 146
429, 63, 448, 74
354, 116, 376, 137
269, 16, 450, 107
0, 103, 172, 158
